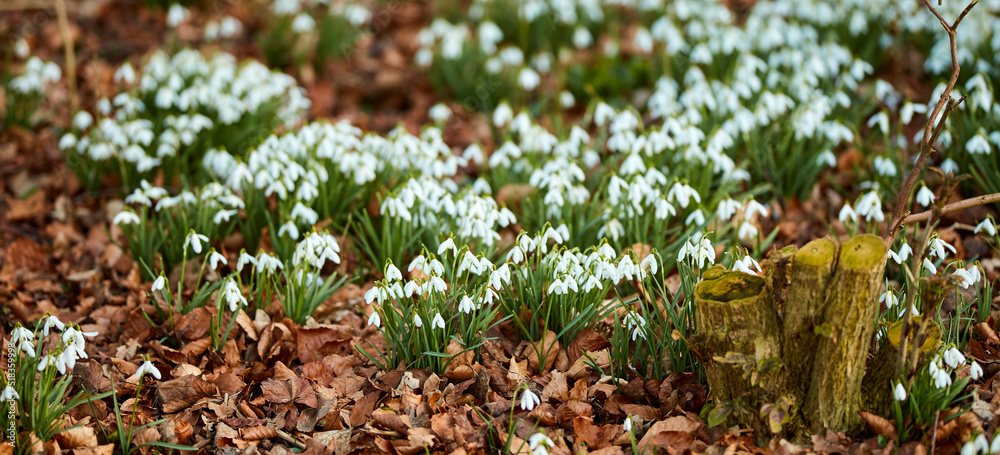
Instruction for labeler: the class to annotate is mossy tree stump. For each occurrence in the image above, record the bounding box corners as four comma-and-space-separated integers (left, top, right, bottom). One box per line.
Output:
692, 234, 890, 441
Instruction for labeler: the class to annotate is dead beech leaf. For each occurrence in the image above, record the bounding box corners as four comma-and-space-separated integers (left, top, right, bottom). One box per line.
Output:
859, 411, 896, 439
156, 375, 218, 413
240, 426, 278, 441
541, 371, 569, 403
567, 349, 610, 379
444, 339, 475, 381
55, 419, 98, 449
71, 444, 114, 455
524, 330, 560, 374
297, 325, 353, 363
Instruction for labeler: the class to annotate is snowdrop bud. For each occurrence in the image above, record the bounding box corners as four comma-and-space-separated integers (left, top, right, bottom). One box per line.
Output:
893, 382, 906, 401
413, 314, 423, 328
623, 416, 633, 432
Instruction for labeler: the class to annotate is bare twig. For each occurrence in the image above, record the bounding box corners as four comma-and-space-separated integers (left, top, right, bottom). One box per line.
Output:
884, 0, 979, 244
892, 0, 979, 381
901, 192, 1000, 225
54, 0, 78, 111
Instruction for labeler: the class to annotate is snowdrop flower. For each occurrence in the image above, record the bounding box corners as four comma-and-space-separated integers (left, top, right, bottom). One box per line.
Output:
166, 4, 190, 28
113, 210, 141, 226
916, 185, 935, 207
431, 313, 446, 330
559, 91, 575, 108
873, 156, 896, 177
413, 314, 423, 328
879, 290, 898, 307
278, 221, 300, 240
0, 385, 18, 401
12, 327, 36, 357
528, 432, 554, 451
367, 311, 381, 328
961, 441, 977, 455
221, 278, 246, 312
938, 158, 959, 175
717, 198, 740, 221
966, 132, 992, 155
640, 254, 658, 276
236, 250, 256, 272
970, 361, 983, 380
893, 382, 906, 401
13, 38, 29, 58
136, 358, 162, 380
520, 388, 540, 411
255, 253, 283, 274
623, 313, 646, 341
73, 111, 93, 130
572, 26, 593, 48
385, 263, 403, 282
923, 258, 937, 275
428, 103, 451, 123
518, 68, 540, 91
888, 243, 912, 264
992, 434, 1000, 454
867, 111, 889, 135
738, 221, 758, 240
744, 199, 768, 221
623, 416, 633, 432
667, 181, 701, 208
855, 191, 884, 222
817, 150, 836, 167
493, 103, 513, 128
954, 266, 981, 289
974, 217, 996, 236
291, 13, 315, 32
151, 275, 166, 292
943, 347, 965, 369
208, 250, 227, 270
458, 295, 475, 314
42, 315, 65, 336
184, 230, 209, 254
932, 367, 952, 389
837, 203, 857, 225
733, 256, 762, 275
928, 237, 956, 259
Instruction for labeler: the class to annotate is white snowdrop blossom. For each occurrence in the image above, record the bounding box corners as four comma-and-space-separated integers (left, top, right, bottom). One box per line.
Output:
839, 203, 858, 224
136, 358, 162, 380
943, 347, 965, 369
183, 230, 209, 254
152, 275, 166, 292
520, 388, 540, 411
432, 313, 446, 330
928, 237, 956, 260
974, 217, 996, 236
970, 361, 983, 381
915, 185, 935, 207
888, 243, 912, 264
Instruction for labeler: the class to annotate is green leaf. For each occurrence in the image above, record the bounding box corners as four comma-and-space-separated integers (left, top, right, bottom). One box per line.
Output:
707, 403, 732, 428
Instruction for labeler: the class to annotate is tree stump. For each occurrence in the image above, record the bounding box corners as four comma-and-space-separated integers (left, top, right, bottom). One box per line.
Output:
693, 234, 889, 440
692, 266, 781, 433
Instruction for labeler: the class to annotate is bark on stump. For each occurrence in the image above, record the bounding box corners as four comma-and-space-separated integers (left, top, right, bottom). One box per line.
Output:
804, 234, 887, 434
692, 266, 782, 433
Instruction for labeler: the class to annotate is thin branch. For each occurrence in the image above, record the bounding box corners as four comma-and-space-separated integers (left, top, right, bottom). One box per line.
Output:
884, 0, 978, 244
901, 192, 1000, 225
